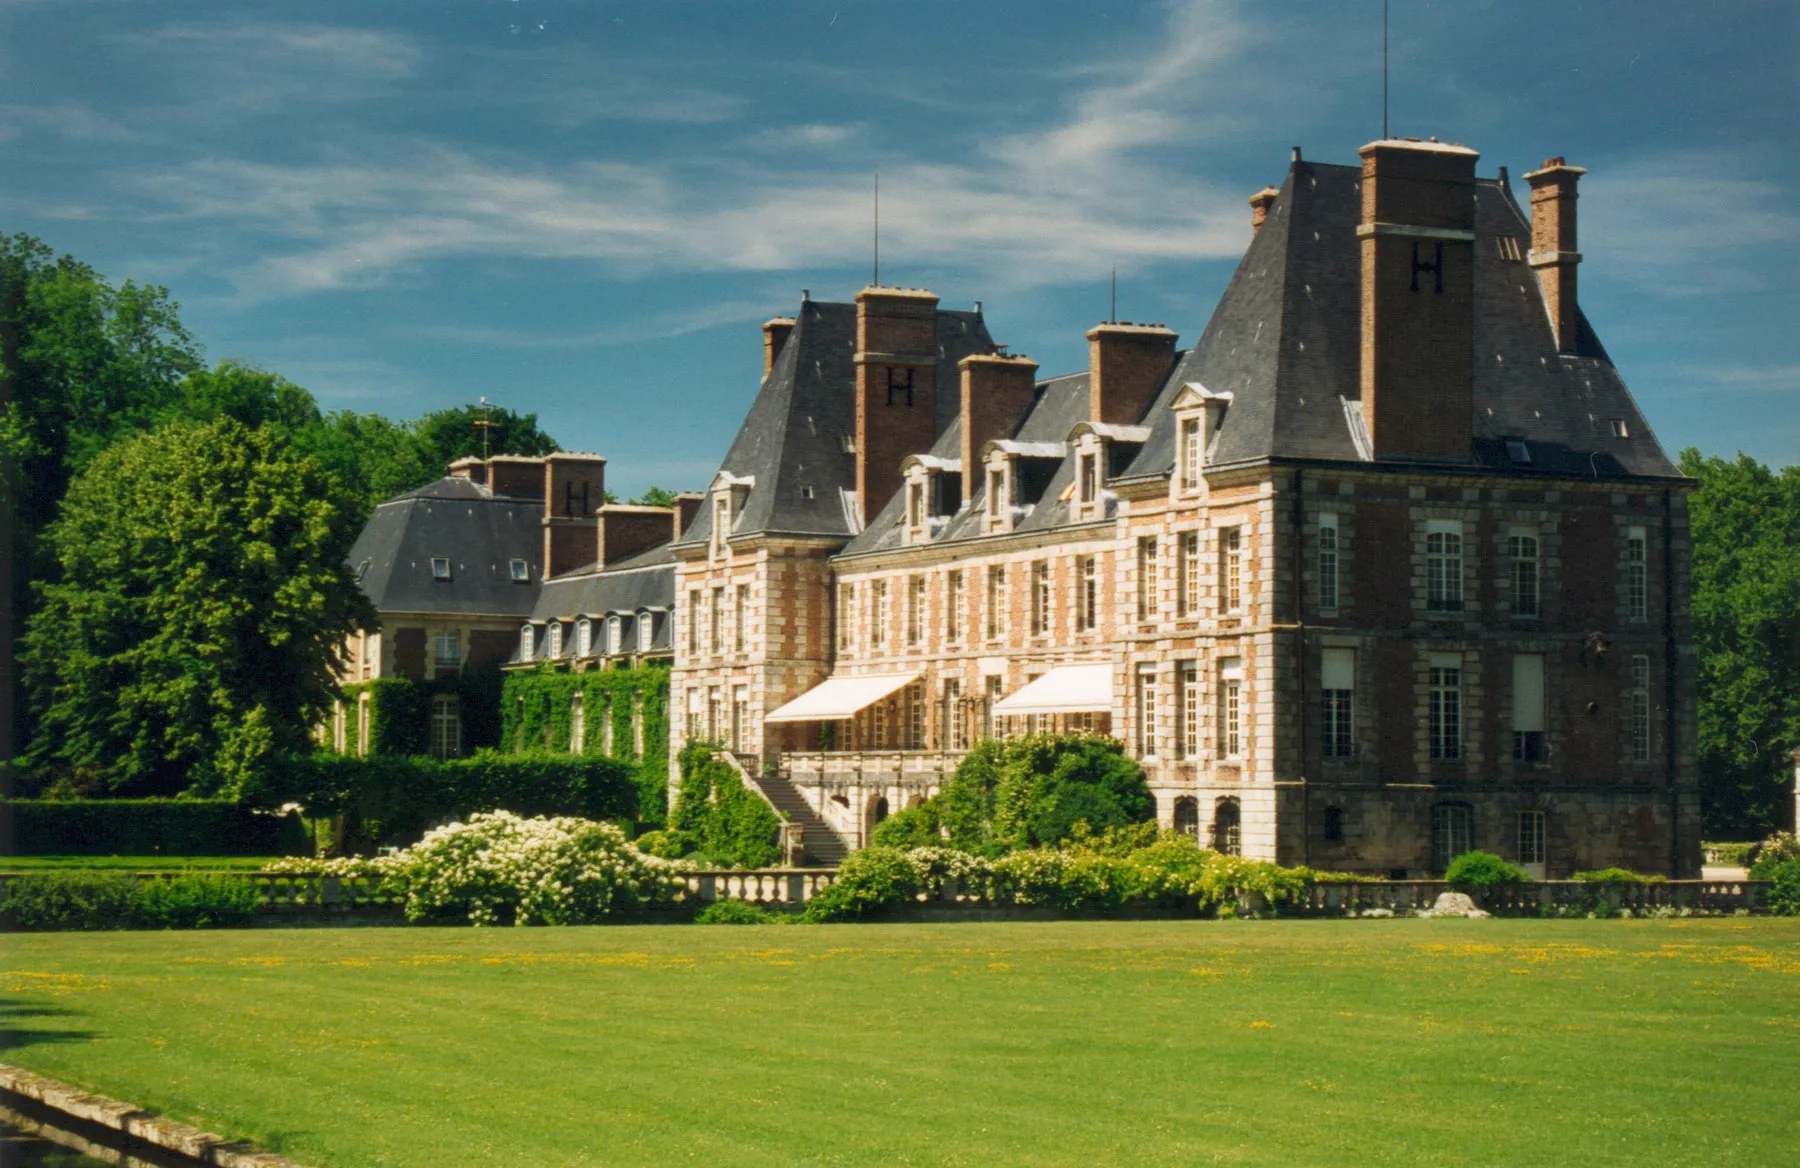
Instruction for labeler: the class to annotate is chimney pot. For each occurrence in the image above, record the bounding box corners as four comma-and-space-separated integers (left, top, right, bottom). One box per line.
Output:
762, 316, 797, 379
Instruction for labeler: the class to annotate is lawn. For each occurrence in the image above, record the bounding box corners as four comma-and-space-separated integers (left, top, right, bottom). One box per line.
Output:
2, 919, 1797, 1167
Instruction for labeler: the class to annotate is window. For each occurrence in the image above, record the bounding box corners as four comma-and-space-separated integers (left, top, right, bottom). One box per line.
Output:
1076, 556, 1097, 632
839, 583, 855, 650
1136, 536, 1158, 621
1630, 654, 1651, 762
685, 688, 700, 743
607, 616, 622, 656
1219, 527, 1242, 614
1321, 647, 1355, 759
732, 685, 748, 752
1214, 798, 1241, 856
1177, 660, 1199, 759
945, 571, 963, 643
1323, 806, 1344, 844
1509, 531, 1540, 617
687, 589, 700, 655
433, 630, 460, 670
710, 587, 724, 653
944, 678, 966, 750
546, 622, 563, 659
983, 676, 1003, 742
1174, 797, 1199, 838
1135, 664, 1158, 758
713, 495, 730, 556
906, 682, 924, 749
985, 566, 1005, 640
429, 695, 461, 759
735, 585, 749, 653
1218, 657, 1243, 760
1512, 653, 1546, 762
509, 558, 530, 582
357, 693, 370, 756
570, 694, 585, 754
907, 575, 925, 645
908, 482, 925, 530
1518, 810, 1545, 867
1429, 654, 1462, 760
638, 613, 654, 653
1180, 416, 1202, 490
430, 557, 451, 580
1178, 531, 1199, 617
872, 696, 888, 747
1609, 418, 1630, 439
707, 687, 721, 741
332, 701, 346, 753
871, 579, 888, 648
1079, 453, 1098, 506
987, 468, 1006, 519
1432, 803, 1473, 871
1426, 521, 1463, 613
1626, 527, 1647, 622
1505, 438, 1531, 464
1318, 514, 1339, 611
575, 619, 592, 658
519, 624, 535, 660
602, 696, 615, 755
1030, 561, 1050, 636
632, 690, 644, 756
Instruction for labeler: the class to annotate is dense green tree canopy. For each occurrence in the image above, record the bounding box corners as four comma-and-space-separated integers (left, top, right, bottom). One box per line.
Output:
412, 404, 558, 469
21, 419, 375, 798
1681, 449, 1800, 835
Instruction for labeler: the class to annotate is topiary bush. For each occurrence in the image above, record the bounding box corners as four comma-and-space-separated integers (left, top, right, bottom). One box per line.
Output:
1444, 851, 1525, 891
1572, 867, 1667, 885
802, 847, 923, 921
1, 872, 145, 930
695, 900, 786, 925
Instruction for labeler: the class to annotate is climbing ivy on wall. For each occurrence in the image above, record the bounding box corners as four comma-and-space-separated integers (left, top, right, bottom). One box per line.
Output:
499, 663, 671, 826
337, 671, 505, 758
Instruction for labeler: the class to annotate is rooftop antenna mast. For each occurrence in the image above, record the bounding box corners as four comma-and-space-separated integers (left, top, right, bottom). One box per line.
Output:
1110, 265, 1117, 323
1382, 0, 1390, 139
872, 170, 880, 286
474, 395, 494, 459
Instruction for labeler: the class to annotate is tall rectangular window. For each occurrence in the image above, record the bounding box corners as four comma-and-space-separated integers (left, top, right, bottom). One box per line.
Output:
1517, 810, 1546, 867
1177, 660, 1199, 759
1219, 527, 1242, 614
433, 631, 461, 670
1626, 527, 1648, 622
1509, 530, 1540, 618
734, 585, 749, 652
1135, 664, 1158, 758
1427, 521, 1464, 613
1136, 536, 1158, 621
945, 571, 963, 643
1079, 453, 1097, 506
1178, 531, 1199, 617
872, 696, 888, 747
1180, 416, 1202, 490
1630, 654, 1651, 762
1318, 514, 1339, 612
632, 690, 644, 757
713, 496, 729, 557
1218, 658, 1243, 760
1512, 653, 1546, 762
907, 482, 924, 530
707, 687, 721, 741
983, 676, 1003, 741
906, 682, 925, 749
1030, 561, 1050, 636
839, 583, 854, 650
987, 469, 1006, 520
709, 587, 724, 653
687, 589, 700, 655
907, 575, 925, 645
429, 695, 461, 759
944, 678, 966, 750
603, 696, 615, 755
570, 694, 585, 754
985, 566, 1005, 640
870, 579, 888, 648
1432, 804, 1473, 870
1076, 556, 1097, 632
638, 613, 653, 653
1321, 647, 1355, 759
731, 685, 748, 752
1429, 654, 1462, 760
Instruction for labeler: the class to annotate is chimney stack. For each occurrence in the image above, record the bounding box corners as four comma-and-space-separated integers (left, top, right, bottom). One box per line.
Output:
1086, 322, 1178, 426
854, 286, 940, 522
761, 316, 797, 379
959, 352, 1040, 505
595, 504, 677, 569
1524, 157, 1586, 354
447, 456, 486, 484
1248, 186, 1280, 233
540, 453, 606, 577
1357, 138, 1479, 461
671, 491, 704, 541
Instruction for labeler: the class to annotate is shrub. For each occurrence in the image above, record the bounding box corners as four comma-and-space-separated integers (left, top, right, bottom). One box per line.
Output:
1, 872, 144, 930
633, 829, 700, 861
377, 811, 688, 926
1703, 841, 1758, 867
1444, 851, 1525, 890
695, 900, 785, 925
1762, 858, 1800, 916
869, 803, 942, 849
668, 741, 781, 869
1749, 832, 1800, 879
137, 874, 259, 929
905, 846, 993, 900
1572, 867, 1667, 885
0, 799, 308, 857
990, 849, 1069, 907
802, 847, 923, 922
1057, 854, 1146, 913
929, 735, 1154, 852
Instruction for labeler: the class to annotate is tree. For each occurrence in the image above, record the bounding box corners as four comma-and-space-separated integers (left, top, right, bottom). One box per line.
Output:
631, 487, 680, 507
411, 404, 558, 470
21, 418, 374, 799
1681, 449, 1800, 836
294, 410, 437, 523
165, 360, 320, 434
933, 734, 1154, 851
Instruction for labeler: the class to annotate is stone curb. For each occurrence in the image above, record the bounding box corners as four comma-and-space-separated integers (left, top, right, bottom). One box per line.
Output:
0, 1064, 313, 1168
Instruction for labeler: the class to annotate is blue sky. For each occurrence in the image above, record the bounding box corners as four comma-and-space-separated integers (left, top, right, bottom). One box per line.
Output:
3, 0, 1794, 497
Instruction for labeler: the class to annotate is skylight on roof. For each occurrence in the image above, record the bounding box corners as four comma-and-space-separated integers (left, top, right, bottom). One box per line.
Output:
1609, 419, 1630, 439
355, 558, 371, 581
510, 559, 529, 582
1505, 440, 1531, 464
430, 557, 451, 580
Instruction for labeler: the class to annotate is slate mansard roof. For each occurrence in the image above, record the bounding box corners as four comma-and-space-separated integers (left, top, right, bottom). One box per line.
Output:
347, 476, 544, 618
677, 298, 997, 548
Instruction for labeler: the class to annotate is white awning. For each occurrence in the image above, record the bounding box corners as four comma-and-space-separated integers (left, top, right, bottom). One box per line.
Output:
764, 672, 918, 723
992, 664, 1113, 715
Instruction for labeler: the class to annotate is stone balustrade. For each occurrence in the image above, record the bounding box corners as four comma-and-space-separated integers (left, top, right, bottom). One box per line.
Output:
782, 750, 961, 792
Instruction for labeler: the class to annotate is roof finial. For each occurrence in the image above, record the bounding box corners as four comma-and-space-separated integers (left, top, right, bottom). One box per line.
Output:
872, 169, 880, 287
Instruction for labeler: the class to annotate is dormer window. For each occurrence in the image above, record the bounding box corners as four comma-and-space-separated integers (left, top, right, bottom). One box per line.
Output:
355, 558, 371, 582
509, 559, 530, 582
574, 619, 592, 658
712, 496, 730, 556
608, 615, 623, 655
519, 624, 535, 660
986, 467, 1007, 530
1179, 417, 1202, 490
637, 612, 654, 653
1170, 383, 1233, 496
1079, 453, 1097, 507
908, 482, 925, 531
430, 557, 451, 580
547, 621, 563, 658
1504, 439, 1531, 464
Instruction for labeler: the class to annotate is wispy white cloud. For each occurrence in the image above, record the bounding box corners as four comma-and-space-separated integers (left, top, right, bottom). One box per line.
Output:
400, 294, 782, 351
1676, 363, 1800, 395
0, 100, 136, 143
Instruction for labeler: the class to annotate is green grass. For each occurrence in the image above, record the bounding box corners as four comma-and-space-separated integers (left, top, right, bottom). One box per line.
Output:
3, 919, 1797, 1167
0, 856, 286, 873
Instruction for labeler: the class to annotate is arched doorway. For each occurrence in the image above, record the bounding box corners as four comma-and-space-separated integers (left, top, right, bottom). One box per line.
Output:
1213, 798, 1241, 856
1173, 796, 1199, 838
863, 793, 890, 845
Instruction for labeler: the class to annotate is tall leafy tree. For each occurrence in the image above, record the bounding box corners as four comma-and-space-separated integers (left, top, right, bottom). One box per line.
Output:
412, 404, 558, 470
1681, 449, 1800, 836
21, 419, 374, 799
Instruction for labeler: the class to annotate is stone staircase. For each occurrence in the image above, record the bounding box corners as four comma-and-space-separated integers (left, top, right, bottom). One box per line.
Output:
737, 760, 851, 868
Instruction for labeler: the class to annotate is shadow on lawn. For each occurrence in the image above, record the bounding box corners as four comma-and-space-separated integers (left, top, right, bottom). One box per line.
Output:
0, 999, 98, 1054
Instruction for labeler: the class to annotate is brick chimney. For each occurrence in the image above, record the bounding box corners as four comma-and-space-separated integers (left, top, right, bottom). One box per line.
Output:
1357, 138, 1479, 461
959, 352, 1040, 504
1248, 186, 1280, 233
487, 455, 546, 499
596, 504, 675, 568
854, 287, 940, 522
1524, 157, 1586, 354
672, 491, 704, 540
541, 453, 606, 578
762, 316, 796, 379
1086, 323, 1178, 426
447, 456, 486, 484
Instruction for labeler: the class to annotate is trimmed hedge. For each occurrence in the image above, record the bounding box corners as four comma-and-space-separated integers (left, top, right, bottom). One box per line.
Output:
279, 750, 640, 849
500, 665, 672, 826
2, 799, 309, 857
1, 871, 260, 931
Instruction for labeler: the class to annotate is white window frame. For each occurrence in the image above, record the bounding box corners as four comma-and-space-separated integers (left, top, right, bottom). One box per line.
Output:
570, 693, 585, 754
870, 578, 888, 649
1135, 663, 1158, 758
1517, 809, 1546, 868
985, 565, 1005, 641
1429, 652, 1462, 761
1177, 660, 1199, 760
1178, 530, 1199, 618
519, 624, 535, 661
907, 574, 925, 646
546, 622, 563, 659
1626, 526, 1648, 622
1076, 555, 1097, 632
1318, 513, 1339, 612
1219, 527, 1242, 614
638, 613, 654, 653
735, 584, 749, 653
1426, 520, 1464, 613
1029, 560, 1050, 637
945, 571, 963, 644
1321, 647, 1355, 760
429, 694, 462, 759
1179, 415, 1202, 491
1218, 657, 1243, 761
1136, 536, 1158, 621
1512, 652, 1546, 763
1509, 528, 1540, 618
1630, 654, 1651, 762
432, 630, 460, 670
574, 619, 592, 658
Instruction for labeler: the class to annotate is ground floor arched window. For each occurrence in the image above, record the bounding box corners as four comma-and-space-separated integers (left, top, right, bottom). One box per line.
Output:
1173, 796, 1199, 838
1213, 797, 1241, 856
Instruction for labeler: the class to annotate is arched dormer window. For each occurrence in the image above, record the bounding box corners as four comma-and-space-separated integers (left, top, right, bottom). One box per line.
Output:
546, 621, 564, 659
637, 611, 654, 653
519, 624, 536, 660
1171, 383, 1233, 496
574, 619, 592, 658
608, 615, 623, 656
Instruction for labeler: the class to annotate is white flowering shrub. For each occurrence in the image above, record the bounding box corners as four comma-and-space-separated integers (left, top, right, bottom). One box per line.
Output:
377, 811, 690, 926
905, 846, 995, 900
262, 855, 382, 878
990, 849, 1069, 906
